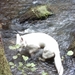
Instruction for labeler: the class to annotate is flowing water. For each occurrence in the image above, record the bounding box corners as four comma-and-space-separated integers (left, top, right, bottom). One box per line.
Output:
0, 0, 75, 75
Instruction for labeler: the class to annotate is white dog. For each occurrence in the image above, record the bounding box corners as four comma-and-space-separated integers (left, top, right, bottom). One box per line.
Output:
16, 32, 63, 75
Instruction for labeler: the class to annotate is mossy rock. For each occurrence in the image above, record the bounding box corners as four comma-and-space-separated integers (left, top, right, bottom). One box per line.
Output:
19, 5, 53, 23
0, 34, 12, 75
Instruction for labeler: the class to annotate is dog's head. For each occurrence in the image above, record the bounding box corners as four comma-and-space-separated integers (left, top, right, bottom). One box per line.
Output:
16, 34, 26, 46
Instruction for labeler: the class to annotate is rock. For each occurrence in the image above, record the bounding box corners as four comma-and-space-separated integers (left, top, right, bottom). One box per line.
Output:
0, 23, 2, 29
68, 40, 75, 56
68, 31, 75, 56
19, 5, 53, 23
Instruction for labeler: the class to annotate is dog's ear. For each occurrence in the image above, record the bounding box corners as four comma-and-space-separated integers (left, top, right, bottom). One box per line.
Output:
16, 34, 22, 44
16, 34, 20, 38
21, 37, 23, 42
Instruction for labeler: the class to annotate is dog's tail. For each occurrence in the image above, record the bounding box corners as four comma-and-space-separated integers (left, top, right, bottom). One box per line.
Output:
54, 48, 64, 75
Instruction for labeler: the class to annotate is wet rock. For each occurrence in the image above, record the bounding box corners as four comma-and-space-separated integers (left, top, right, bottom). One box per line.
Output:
0, 24, 2, 29
19, 5, 53, 23
2, 25, 9, 30
67, 31, 75, 56
68, 40, 75, 56
2, 22, 9, 30
0, 20, 9, 30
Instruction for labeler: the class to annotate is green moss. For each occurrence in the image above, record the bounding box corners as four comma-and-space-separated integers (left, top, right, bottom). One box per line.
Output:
0, 41, 12, 75
31, 5, 53, 18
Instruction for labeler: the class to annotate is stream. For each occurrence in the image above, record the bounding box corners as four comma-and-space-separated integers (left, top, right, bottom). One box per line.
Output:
0, 0, 75, 75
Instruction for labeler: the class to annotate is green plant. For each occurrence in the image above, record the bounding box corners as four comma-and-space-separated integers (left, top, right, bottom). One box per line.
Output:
9, 54, 37, 75
61, 50, 74, 61
9, 44, 48, 75
9, 44, 20, 50
67, 50, 74, 56
42, 71, 48, 75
